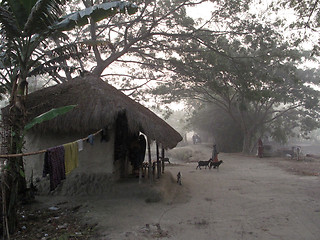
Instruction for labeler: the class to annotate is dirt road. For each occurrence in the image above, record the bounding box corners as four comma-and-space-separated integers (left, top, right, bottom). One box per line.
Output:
15, 144, 320, 239
80, 145, 320, 240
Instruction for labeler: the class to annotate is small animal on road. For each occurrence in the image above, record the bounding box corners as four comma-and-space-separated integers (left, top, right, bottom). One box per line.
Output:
196, 159, 213, 170
161, 157, 171, 164
209, 160, 223, 169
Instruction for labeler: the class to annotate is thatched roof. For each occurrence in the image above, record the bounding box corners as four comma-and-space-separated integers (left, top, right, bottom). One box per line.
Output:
4, 76, 182, 149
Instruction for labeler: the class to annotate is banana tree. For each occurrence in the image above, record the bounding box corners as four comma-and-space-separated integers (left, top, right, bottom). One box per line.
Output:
0, 0, 137, 235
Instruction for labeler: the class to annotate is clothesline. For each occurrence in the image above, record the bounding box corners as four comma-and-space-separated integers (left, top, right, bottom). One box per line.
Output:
0, 129, 102, 159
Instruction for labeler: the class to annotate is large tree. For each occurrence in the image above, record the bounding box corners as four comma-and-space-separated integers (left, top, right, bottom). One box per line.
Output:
19, 0, 203, 83
150, 18, 320, 153
0, 0, 137, 235
28, 0, 256, 98
189, 102, 243, 152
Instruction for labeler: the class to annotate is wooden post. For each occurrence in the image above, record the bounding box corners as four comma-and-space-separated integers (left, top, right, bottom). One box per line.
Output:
139, 167, 142, 184
156, 142, 160, 178
148, 139, 152, 183
161, 147, 165, 174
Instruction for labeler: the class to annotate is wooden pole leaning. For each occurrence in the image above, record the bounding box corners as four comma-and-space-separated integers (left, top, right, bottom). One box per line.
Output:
161, 147, 165, 174
156, 142, 160, 179
147, 138, 152, 183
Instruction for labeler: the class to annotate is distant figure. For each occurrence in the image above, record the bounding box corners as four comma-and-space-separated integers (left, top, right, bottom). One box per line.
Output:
192, 134, 201, 144
177, 172, 182, 185
296, 146, 301, 161
212, 144, 219, 162
258, 138, 263, 158
192, 134, 197, 144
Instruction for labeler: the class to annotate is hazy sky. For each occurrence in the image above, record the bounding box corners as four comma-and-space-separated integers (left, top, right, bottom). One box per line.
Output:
186, 1, 213, 21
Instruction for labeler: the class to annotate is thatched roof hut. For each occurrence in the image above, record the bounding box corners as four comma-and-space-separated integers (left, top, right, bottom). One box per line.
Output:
1, 76, 183, 194
21, 75, 182, 149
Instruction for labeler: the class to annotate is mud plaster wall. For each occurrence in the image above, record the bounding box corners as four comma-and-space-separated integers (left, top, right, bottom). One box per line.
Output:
24, 128, 116, 182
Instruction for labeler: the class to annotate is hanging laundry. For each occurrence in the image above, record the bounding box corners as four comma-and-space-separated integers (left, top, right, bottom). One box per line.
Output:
43, 146, 65, 191
63, 141, 79, 175
87, 134, 94, 145
77, 139, 84, 151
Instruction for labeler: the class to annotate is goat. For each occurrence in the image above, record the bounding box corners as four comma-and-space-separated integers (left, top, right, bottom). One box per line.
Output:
160, 157, 171, 164
196, 158, 212, 170
209, 160, 223, 169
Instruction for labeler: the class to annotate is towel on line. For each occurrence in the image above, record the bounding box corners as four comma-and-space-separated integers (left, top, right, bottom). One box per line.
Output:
43, 146, 65, 191
77, 139, 83, 151
63, 141, 79, 175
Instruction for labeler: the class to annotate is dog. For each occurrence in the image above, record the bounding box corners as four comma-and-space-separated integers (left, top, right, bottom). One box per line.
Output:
161, 157, 171, 164
209, 160, 223, 169
196, 159, 212, 170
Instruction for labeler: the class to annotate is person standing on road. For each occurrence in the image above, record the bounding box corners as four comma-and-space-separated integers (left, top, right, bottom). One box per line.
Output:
212, 144, 219, 162
258, 138, 264, 158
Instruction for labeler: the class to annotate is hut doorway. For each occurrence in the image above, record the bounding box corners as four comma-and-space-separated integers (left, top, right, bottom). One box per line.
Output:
114, 113, 129, 178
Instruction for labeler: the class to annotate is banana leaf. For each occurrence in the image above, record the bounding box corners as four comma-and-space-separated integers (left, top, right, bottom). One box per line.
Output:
24, 105, 77, 131
52, 1, 138, 31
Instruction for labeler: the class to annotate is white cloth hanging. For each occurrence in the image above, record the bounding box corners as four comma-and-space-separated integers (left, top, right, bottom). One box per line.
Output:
77, 139, 84, 151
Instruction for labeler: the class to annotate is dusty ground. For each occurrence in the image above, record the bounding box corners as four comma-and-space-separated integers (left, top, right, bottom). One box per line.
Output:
11, 144, 320, 240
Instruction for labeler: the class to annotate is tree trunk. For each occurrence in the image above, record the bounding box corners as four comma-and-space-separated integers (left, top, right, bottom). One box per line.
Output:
5, 165, 19, 234
3, 77, 28, 234
9, 83, 28, 194
242, 130, 254, 154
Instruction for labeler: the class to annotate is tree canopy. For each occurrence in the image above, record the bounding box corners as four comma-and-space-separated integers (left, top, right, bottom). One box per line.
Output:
148, 11, 320, 153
